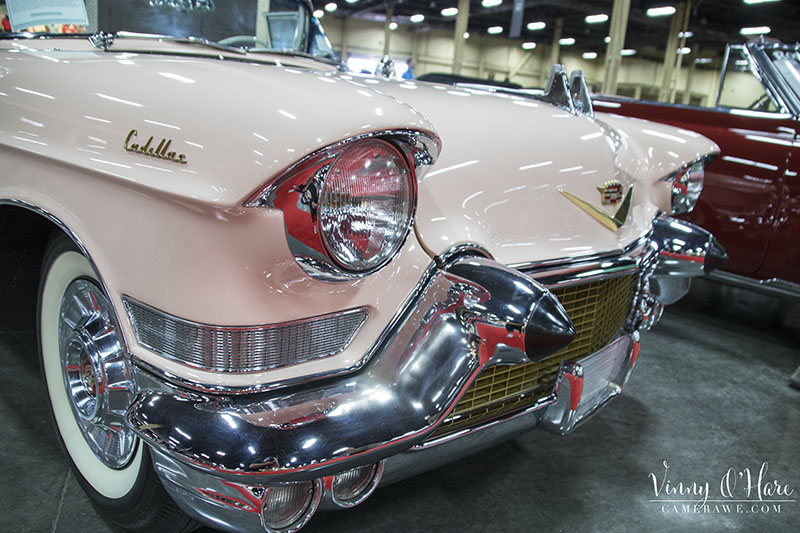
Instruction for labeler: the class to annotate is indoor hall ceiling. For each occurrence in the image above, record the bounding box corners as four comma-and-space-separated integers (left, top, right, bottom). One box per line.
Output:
311, 0, 800, 61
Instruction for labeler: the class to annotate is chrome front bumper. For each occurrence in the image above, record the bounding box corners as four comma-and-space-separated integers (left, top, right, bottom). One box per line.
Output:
124, 215, 725, 532
143, 331, 641, 532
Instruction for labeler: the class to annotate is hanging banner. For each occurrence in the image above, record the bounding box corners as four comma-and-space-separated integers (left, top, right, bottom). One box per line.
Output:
6, 0, 89, 32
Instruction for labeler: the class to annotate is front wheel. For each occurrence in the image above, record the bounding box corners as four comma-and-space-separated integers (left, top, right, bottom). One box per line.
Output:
38, 233, 196, 532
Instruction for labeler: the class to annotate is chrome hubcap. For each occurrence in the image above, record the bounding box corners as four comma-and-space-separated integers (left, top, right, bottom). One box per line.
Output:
59, 279, 136, 469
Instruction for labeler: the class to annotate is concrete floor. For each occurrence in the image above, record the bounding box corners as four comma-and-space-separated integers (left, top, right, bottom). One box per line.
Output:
1, 279, 798, 533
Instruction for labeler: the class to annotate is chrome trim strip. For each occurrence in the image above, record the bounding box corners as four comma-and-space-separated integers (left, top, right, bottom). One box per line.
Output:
123, 297, 369, 374
708, 270, 800, 299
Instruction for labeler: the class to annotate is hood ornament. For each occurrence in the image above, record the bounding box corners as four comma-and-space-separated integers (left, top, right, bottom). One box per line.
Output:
558, 183, 634, 232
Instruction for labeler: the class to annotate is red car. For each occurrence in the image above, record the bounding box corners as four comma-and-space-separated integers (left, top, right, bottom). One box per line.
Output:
594, 39, 799, 296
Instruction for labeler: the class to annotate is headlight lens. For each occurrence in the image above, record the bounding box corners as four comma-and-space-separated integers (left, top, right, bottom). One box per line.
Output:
319, 139, 413, 272
247, 131, 437, 280
668, 160, 704, 214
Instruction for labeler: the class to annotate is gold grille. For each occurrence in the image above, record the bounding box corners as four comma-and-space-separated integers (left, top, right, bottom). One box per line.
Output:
430, 274, 638, 438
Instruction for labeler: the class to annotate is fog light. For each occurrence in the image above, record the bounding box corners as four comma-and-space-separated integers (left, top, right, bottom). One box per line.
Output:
330, 462, 384, 508
261, 480, 320, 533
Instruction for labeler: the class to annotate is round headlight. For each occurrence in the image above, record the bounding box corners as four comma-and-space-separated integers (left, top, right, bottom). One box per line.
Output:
318, 139, 414, 272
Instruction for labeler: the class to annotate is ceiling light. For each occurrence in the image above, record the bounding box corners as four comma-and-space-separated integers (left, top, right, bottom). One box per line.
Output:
677, 47, 691, 54
647, 6, 676, 17
582, 52, 598, 59
522, 42, 537, 50
410, 13, 425, 23
679, 31, 693, 38
585, 14, 609, 24
464, 32, 470, 39
313, 9, 324, 18
441, 7, 458, 17
695, 57, 712, 64
743, 0, 780, 4
345, 0, 359, 3
389, 21, 398, 30
621, 49, 636, 56
740, 26, 771, 35
482, 0, 503, 7
526, 21, 546, 31
324, 2, 337, 12
488, 26, 503, 34
559, 37, 575, 46
604, 36, 611, 43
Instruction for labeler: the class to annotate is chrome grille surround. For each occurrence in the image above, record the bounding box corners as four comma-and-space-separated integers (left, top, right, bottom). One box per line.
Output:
428, 238, 657, 440
123, 298, 368, 373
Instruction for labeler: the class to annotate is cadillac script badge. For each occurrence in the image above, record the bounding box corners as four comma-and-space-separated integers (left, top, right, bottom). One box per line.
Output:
597, 180, 624, 205
124, 129, 188, 164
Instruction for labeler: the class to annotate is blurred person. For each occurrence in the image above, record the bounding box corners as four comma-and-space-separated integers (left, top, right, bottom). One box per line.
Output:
402, 57, 415, 80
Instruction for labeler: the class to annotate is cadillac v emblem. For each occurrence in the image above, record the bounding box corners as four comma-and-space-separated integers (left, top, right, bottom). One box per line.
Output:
558, 182, 634, 232
597, 180, 624, 205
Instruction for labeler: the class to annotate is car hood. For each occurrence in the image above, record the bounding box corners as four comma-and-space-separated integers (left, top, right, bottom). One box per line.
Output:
373, 79, 719, 265
1, 39, 717, 265
0, 39, 434, 206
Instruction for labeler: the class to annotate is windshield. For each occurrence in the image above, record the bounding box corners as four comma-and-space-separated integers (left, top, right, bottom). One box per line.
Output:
1, 0, 338, 61
769, 49, 800, 101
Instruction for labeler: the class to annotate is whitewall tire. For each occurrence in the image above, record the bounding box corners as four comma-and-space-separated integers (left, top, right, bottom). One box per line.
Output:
38, 233, 196, 532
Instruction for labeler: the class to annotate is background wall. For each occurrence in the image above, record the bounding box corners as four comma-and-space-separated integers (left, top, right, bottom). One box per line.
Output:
321, 15, 725, 107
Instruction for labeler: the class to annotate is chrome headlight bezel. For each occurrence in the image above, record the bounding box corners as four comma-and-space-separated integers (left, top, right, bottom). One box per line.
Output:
246, 130, 440, 281
663, 156, 709, 214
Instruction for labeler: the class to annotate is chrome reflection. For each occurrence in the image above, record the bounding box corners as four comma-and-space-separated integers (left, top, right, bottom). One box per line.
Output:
127, 256, 573, 481
60, 279, 137, 469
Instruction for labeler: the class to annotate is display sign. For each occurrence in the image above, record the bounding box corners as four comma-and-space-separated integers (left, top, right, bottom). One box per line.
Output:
6, 0, 89, 32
